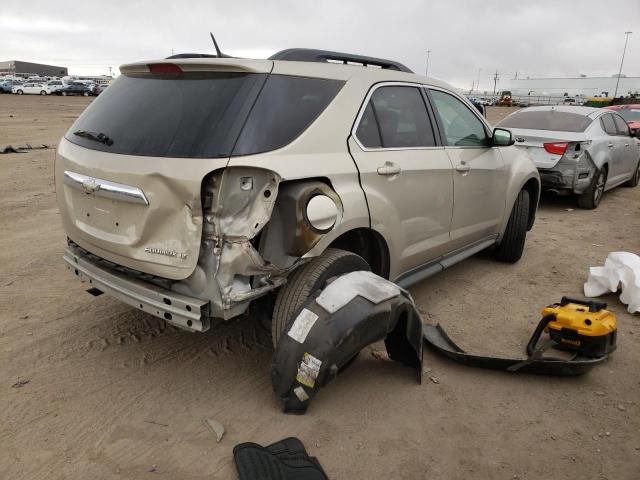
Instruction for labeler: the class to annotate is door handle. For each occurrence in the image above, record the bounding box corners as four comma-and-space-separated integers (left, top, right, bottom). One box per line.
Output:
608, 143, 614, 148
455, 162, 471, 173
377, 163, 402, 176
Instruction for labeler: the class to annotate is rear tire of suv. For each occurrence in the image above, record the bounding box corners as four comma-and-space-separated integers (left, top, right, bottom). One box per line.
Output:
578, 168, 607, 209
271, 248, 370, 346
494, 189, 529, 263
624, 161, 640, 187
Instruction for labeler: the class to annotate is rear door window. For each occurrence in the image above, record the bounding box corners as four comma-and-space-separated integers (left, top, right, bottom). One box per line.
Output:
366, 86, 436, 148
612, 114, 630, 136
498, 110, 593, 132
600, 114, 618, 136
430, 90, 490, 147
355, 102, 382, 148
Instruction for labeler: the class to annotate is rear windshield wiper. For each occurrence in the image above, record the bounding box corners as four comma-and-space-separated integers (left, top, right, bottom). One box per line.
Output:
73, 130, 114, 146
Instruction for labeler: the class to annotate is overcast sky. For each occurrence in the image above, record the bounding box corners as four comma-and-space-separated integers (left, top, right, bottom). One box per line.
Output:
1, 0, 639, 90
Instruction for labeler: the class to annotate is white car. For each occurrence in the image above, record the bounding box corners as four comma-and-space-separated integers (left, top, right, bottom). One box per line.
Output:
12, 83, 52, 95
47, 80, 66, 92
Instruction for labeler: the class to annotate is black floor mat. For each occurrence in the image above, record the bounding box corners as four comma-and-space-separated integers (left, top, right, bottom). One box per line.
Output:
234, 437, 328, 480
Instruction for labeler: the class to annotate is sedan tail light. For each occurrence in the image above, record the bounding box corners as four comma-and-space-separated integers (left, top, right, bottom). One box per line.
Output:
543, 142, 569, 155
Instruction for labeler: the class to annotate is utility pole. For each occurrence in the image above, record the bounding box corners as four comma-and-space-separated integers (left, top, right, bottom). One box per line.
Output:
108, 66, 113, 78
476, 68, 482, 92
426, 50, 431, 77
613, 31, 632, 99
493, 70, 500, 95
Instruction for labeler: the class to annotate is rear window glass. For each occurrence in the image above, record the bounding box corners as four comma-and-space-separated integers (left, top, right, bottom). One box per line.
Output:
617, 108, 640, 122
66, 73, 343, 158
65, 72, 266, 157
498, 110, 593, 132
232, 75, 344, 156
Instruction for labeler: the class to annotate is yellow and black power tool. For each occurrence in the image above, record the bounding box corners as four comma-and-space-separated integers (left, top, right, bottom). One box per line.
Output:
424, 296, 617, 376
528, 297, 617, 358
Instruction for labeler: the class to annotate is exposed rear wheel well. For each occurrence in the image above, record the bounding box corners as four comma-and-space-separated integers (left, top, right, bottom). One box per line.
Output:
328, 228, 390, 279
521, 178, 539, 230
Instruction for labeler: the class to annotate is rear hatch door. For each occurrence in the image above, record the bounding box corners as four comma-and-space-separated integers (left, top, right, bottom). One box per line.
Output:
56, 59, 272, 280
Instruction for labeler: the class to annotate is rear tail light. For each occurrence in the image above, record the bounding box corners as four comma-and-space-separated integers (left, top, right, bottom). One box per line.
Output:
543, 142, 569, 155
147, 63, 182, 73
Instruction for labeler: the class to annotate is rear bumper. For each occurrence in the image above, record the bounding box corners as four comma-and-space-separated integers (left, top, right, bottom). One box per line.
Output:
63, 246, 210, 332
538, 160, 594, 195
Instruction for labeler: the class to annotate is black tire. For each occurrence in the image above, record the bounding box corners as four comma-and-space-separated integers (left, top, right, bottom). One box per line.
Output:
61, 91, 67, 96
494, 189, 530, 263
271, 248, 370, 346
17, 90, 23, 95
40, 90, 46, 95
578, 168, 607, 209
83, 92, 89, 97
624, 160, 640, 187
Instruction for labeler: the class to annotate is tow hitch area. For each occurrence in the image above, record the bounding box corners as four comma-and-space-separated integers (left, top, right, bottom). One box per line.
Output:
271, 271, 423, 414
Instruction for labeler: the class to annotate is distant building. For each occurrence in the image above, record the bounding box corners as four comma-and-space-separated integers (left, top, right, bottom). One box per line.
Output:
510, 75, 640, 98
0, 60, 68, 77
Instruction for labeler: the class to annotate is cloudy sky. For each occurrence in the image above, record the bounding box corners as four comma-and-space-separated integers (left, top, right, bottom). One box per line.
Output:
1, 0, 638, 90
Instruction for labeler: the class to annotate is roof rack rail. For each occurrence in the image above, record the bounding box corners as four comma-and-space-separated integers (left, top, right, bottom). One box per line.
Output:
269, 48, 413, 73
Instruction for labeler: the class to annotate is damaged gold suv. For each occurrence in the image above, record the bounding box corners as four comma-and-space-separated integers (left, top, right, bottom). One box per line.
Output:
56, 48, 540, 345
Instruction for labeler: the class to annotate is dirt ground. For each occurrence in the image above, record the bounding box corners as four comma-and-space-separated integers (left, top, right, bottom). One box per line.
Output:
1, 95, 639, 479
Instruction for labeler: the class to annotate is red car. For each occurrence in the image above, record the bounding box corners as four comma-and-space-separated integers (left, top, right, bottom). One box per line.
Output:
605, 104, 640, 135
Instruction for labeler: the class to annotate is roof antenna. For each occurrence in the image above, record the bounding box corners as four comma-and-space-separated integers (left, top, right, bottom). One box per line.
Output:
210, 32, 230, 58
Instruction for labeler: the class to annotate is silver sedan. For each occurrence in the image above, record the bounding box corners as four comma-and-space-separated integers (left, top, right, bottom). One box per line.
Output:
498, 106, 640, 208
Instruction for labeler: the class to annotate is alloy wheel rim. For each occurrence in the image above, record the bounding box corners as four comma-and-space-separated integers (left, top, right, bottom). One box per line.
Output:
594, 172, 605, 203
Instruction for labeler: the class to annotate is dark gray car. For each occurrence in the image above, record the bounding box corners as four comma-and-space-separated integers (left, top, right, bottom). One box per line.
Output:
498, 106, 640, 208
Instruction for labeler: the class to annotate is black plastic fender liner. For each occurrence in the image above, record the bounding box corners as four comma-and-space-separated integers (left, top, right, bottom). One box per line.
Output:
424, 324, 608, 376
271, 271, 423, 414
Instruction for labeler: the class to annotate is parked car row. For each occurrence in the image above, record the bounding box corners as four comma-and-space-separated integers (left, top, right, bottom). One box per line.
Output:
497, 105, 640, 208
0, 79, 109, 96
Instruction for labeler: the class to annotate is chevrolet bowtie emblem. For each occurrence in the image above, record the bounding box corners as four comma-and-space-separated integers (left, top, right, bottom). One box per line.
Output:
81, 178, 100, 194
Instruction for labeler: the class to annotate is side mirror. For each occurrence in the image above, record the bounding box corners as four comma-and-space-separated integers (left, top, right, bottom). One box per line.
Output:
492, 128, 514, 146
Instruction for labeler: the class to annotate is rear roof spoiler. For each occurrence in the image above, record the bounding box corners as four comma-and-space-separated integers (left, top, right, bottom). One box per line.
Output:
269, 48, 413, 73
119, 58, 273, 75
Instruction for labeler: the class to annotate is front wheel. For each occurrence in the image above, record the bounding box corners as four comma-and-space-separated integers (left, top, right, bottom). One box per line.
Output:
82, 92, 89, 97
271, 248, 371, 346
16, 90, 23, 95
494, 189, 530, 263
624, 161, 640, 187
61, 91, 67, 96
578, 168, 606, 209
40, 90, 46, 95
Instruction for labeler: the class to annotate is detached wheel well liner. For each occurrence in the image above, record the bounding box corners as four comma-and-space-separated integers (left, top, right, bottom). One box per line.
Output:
328, 228, 390, 279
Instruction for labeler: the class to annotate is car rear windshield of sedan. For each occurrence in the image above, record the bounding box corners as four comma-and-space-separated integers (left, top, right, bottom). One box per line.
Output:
65, 72, 344, 158
617, 108, 640, 122
498, 110, 593, 132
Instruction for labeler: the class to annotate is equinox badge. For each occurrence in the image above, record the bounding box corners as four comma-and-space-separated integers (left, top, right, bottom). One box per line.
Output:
145, 246, 188, 260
